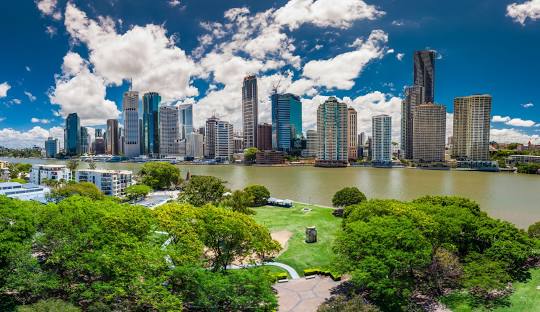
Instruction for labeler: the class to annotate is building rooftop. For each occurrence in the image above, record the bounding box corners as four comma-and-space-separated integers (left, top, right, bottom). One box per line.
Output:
32, 164, 67, 169
77, 169, 133, 174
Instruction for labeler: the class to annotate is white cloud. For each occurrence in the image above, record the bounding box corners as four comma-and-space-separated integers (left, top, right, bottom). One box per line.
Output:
45, 25, 57, 37
24, 91, 37, 102
492, 115, 536, 127
168, 0, 182, 7
0, 82, 11, 98
0, 117, 5, 123
301, 30, 388, 89
25, 66, 31, 72
507, 0, 540, 25
0, 126, 51, 148
31, 118, 51, 124
396, 53, 404, 61
490, 128, 540, 144
522, 102, 534, 108
274, 0, 385, 30
11, 99, 22, 105
35, 0, 62, 20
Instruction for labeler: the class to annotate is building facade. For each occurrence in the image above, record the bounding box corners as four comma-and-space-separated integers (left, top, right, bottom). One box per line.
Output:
30, 164, 72, 185
305, 129, 318, 157
271, 93, 302, 152
45, 137, 58, 158
257, 123, 272, 151
401, 85, 425, 159
123, 91, 140, 158
178, 104, 193, 140
106, 119, 120, 155
242, 75, 258, 149
413, 50, 436, 103
205, 116, 219, 158
76, 169, 132, 197
186, 132, 204, 159
159, 106, 180, 157
316, 97, 348, 167
80, 127, 89, 155
64, 113, 80, 156
452, 95, 492, 161
142, 92, 161, 157
372, 115, 392, 163
413, 103, 446, 163
347, 107, 358, 160
215, 121, 234, 161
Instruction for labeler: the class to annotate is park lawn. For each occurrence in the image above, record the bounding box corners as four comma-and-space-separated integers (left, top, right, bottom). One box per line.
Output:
252, 203, 341, 273
441, 268, 540, 312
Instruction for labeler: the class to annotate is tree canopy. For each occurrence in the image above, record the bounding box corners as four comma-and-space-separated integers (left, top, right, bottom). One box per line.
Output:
332, 187, 367, 208
244, 184, 271, 206
178, 175, 227, 207
139, 162, 182, 190
124, 184, 153, 201
7, 163, 32, 179
48, 182, 104, 202
221, 190, 255, 214
244, 147, 259, 163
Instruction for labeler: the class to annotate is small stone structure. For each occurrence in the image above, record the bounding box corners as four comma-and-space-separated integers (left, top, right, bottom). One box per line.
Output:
305, 226, 317, 243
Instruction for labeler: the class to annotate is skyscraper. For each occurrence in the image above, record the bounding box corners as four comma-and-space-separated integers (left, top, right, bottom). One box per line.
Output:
106, 119, 120, 156
123, 91, 140, 158
64, 113, 80, 156
242, 75, 258, 148
452, 95, 492, 161
305, 130, 318, 157
205, 116, 219, 158
177, 104, 193, 140
271, 93, 302, 152
186, 132, 204, 159
80, 127, 89, 154
347, 107, 358, 160
401, 85, 425, 159
159, 106, 180, 157
372, 115, 392, 163
215, 120, 234, 161
45, 137, 58, 158
414, 50, 436, 103
257, 123, 272, 151
413, 103, 446, 163
316, 97, 348, 167
143, 92, 161, 157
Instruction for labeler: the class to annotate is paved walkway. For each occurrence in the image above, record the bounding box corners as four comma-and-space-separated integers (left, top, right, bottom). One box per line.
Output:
274, 276, 340, 312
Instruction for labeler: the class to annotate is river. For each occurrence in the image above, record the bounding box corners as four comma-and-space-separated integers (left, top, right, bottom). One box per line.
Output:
3, 157, 539, 228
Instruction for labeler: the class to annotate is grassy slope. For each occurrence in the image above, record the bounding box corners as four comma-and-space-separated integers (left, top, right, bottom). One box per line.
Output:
252, 203, 341, 273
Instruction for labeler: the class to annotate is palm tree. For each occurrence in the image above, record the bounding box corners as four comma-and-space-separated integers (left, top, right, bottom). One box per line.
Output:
66, 160, 79, 180
88, 160, 97, 170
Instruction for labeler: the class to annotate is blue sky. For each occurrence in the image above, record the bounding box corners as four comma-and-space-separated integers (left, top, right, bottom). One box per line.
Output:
0, 0, 539, 147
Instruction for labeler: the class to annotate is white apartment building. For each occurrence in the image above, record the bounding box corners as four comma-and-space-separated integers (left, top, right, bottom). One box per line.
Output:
215, 121, 234, 161
0, 182, 51, 203
372, 115, 392, 163
75, 169, 133, 197
30, 164, 72, 185
304, 129, 318, 157
186, 132, 204, 159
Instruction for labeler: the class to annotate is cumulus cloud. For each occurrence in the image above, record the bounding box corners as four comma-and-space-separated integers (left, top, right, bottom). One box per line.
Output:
36, 0, 62, 20
274, 0, 385, 30
0, 82, 11, 98
0, 126, 52, 148
396, 53, 404, 61
168, 0, 182, 7
492, 115, 536, 127
522, 102, 534, 108
490, 128, 540, 144
31, 118, 51, 124
10, 99, 22, 105
24, 91, 37, 102
507, 0, 540, 25
45, 25, 57, 37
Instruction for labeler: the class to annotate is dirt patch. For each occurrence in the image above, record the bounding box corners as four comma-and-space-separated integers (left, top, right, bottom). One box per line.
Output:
272, 230, 293, 255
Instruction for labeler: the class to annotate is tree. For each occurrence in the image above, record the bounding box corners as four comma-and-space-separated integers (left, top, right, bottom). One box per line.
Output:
139, 162, 182, 190
244, 185, 270, 206
318, 294, 380, 312
65, 160, 79, 179
9, 178, 27, 184
332, 187, 367, 208
48, 182, 104, 202
221, 190, 255, 214
8, 163, 32, 179
178, 175, 227, 207
88, 160, 97, 170
528, 221, 540, 239
125, 184, 152, 202
17, 299, 80, 312
244, 147, 259, 163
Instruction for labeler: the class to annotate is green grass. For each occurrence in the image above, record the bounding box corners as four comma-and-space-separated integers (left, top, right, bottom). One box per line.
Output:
252, 203, 341, 273
441, 268, 540, 312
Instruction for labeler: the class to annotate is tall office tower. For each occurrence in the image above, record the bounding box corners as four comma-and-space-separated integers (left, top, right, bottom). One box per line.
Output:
186, 132, 204, 159
159, 106, 180, 157
452, 95, 492, 161
80, 127, 89, 154
142, 92, 161, 157
358, 132, 366, 146
347, 107, 358, 160
242, 75, 258, 148
215, 121, 234, 161
198, 127, 205, 136
372, 115, 392, 163
95, 128, 103, 138
305, 129, 318, 157
139, 119, 144, 155
45, 137, 58, 158
413, 103, 446, 162
177, 104, 193, 140
94, 137, 105, 155
414, 50, 436, 103
119, 127, 125, 155
106, 119, 120, 155
205, 116, 219, 158
316, 97, 348, 166
257, 123, 272, 151
64, 113, 81, 156
123, 91, 140, 158
271, 93, 302, 152
401, 85, 425, 159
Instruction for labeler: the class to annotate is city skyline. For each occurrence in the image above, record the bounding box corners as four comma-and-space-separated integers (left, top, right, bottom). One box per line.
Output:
1, 0, 540, 148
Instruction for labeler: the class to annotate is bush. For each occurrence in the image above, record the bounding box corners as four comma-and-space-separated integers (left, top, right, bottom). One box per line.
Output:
332, 187, 366, 208
303, 268, 342, 281
528, 221, 540, 239
244, 185, 271, 206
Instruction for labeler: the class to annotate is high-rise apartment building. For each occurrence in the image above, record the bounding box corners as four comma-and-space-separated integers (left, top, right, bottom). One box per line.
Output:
177, 104, 193, 140
316, 97, 348, 167
305, 130, 318, 157
215, 121, 234, 161
401, 85, 425, 159
76, 169, 133, 197
204, 116, 219, 158
159, 106, 180, 157
347, 107, 358, 160
45, 137, 58, 158
106, 119, 120, 155
271, 93, 302, 152
142, 92, 161, 157
452, 95, 492, 161
123, 91, 140, 158
64, 113, 80, 156
372, 115, 392, 163
80, 127, 89, 154
413, 103, 446, 163
242, 75, 258, 148
186, 132, 204, 159
414, 50, 436, 103
257, 123, 272, 151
